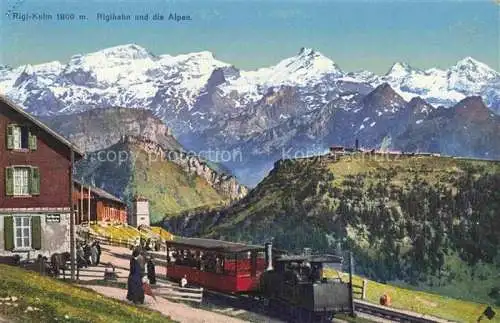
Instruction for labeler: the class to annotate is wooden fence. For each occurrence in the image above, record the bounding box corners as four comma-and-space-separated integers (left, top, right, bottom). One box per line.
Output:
154, 279, 204, 303
352, 279, 367, 300
83, 232, 166, 252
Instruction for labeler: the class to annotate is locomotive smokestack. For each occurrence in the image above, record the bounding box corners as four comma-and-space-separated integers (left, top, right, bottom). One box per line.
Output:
265, 242, 273, 271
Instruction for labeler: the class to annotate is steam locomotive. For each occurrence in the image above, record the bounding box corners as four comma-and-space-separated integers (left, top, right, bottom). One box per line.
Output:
165, 237, 355, 322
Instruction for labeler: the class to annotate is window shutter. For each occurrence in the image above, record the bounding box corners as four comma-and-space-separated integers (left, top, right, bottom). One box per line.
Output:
6, 125, 14, 150
5, 167, 13, 196
31, 216, 42, 250
30, 167, 40, 195
4, 216, 14, 251
28, 131, 37, 150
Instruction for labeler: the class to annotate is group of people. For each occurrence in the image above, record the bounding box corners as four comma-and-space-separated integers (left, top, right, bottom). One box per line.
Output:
137, 236, 162, 252
76, 240, 101, 268
126, 246, 157, 305
284, 261, 323, 284
172, 249, 224, 274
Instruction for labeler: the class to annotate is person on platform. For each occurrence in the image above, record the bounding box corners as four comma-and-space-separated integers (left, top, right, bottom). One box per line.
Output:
180, 274, 188, 288
145, 238, 152, 251
127, 248, 145, 304
137, 248, 146, 275
94, 240, 101, 265
76, 243, 87, 268
90, 243, 98, 266
147, 255, 156, 285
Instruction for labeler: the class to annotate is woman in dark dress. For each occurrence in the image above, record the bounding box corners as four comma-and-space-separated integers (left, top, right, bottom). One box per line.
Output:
126, 248, 145, 304
147, 255, 156, 285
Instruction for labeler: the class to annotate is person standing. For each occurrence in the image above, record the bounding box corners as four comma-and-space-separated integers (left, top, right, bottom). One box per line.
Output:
127, 248, 145, 304
95, 241, 101, 265
147, 255, 156, 285
90, 243, 98, 266
180, 274, 188, 288
76, 243, 87, 268
137, 248, 146, 276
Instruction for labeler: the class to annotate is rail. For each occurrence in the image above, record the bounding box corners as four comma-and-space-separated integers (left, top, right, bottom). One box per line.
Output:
354, 299, 454, 323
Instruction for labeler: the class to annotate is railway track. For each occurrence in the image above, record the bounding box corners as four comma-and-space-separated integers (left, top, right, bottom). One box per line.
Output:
204, 289, 453, 323
353, 300, 454, 323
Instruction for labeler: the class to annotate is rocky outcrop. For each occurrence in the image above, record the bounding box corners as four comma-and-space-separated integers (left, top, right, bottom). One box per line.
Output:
121, 136, 248, 201
41, 107, 180, 153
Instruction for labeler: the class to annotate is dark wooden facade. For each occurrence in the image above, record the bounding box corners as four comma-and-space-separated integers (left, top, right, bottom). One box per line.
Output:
73, 182, 127, 225
0, 95, 83, 259
0, 99, 82, 209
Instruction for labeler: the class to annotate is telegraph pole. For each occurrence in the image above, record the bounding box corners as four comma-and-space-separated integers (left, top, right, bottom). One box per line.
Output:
348, 251, 356, 317
69, 149, 76, 281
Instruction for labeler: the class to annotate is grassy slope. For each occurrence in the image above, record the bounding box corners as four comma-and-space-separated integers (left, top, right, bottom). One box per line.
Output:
191, 154, 500, 320
77, 141, 228, 224
89, 225, 174, 241
0, 264, 174, 323
130, 146, 228, 222
325, 269, 500, 323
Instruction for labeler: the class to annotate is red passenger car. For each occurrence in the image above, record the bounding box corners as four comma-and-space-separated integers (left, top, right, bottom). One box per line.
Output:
165, 237, 272, 294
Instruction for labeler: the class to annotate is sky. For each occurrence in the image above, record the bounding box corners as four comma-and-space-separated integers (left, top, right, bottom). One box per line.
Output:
0, 0, 498, 74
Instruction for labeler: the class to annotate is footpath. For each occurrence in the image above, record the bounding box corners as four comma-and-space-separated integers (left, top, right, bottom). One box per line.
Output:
76, 245, 249, 323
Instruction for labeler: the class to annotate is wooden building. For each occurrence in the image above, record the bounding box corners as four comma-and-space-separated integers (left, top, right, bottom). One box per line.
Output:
0, 95, 83, 260
73, 181, 127, 225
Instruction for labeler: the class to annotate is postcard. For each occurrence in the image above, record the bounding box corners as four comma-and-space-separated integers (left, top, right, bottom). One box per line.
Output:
0, 1, 498, 322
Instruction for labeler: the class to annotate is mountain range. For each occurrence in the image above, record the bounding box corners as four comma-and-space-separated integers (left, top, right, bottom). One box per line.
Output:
1, 44, 499, 185
39, 107, 248, 222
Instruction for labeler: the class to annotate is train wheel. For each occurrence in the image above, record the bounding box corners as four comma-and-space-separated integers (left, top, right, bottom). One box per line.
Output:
314, 312, 335, 323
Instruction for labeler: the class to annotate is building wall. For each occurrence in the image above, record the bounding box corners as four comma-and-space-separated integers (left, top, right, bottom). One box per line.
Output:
99, 200, 127, 224
130, 200, 150, 227
0, 105, 73, 209
0, 212, 71, 261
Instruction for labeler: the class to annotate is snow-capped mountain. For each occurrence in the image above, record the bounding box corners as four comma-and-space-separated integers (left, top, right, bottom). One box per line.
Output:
379, 57, 500, 109
1, 44, 499, 121
218, 47, 343, 104
1, 44, 231, 120
1, 44, 499, 185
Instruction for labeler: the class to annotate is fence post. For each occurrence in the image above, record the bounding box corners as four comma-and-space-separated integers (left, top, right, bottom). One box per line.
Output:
348, 251, 355, 317
362, 279, 367, 300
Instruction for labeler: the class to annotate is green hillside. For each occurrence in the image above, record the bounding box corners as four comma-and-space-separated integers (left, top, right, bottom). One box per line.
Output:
168, 153, 500, 309
0, 264, 174, 323
76, 140, 228, 223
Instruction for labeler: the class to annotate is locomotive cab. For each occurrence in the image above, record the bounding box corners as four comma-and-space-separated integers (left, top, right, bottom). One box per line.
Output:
260, 254, 354, 321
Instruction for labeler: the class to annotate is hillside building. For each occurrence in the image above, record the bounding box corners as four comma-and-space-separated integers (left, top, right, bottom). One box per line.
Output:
129, 196, 150, 228
0, 95, 83, 260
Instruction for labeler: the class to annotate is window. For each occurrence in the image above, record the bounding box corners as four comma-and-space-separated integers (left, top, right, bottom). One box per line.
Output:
6, 124, 36, 150
3, 215, 41, 251
13, 167, 30, 196
12, 126, 23, 149
14, 216, 31, 249
5, 166, 40, 196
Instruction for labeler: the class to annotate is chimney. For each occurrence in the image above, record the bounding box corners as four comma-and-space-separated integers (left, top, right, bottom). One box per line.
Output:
265, 242, 273, 271
355, 139, 359, 151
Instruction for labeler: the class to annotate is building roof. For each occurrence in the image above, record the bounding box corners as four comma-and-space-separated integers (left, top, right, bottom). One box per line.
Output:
73, 180, 125, 205
0, 95, 84, 158
167, 237, 266, 253
275, 254, 343, 264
